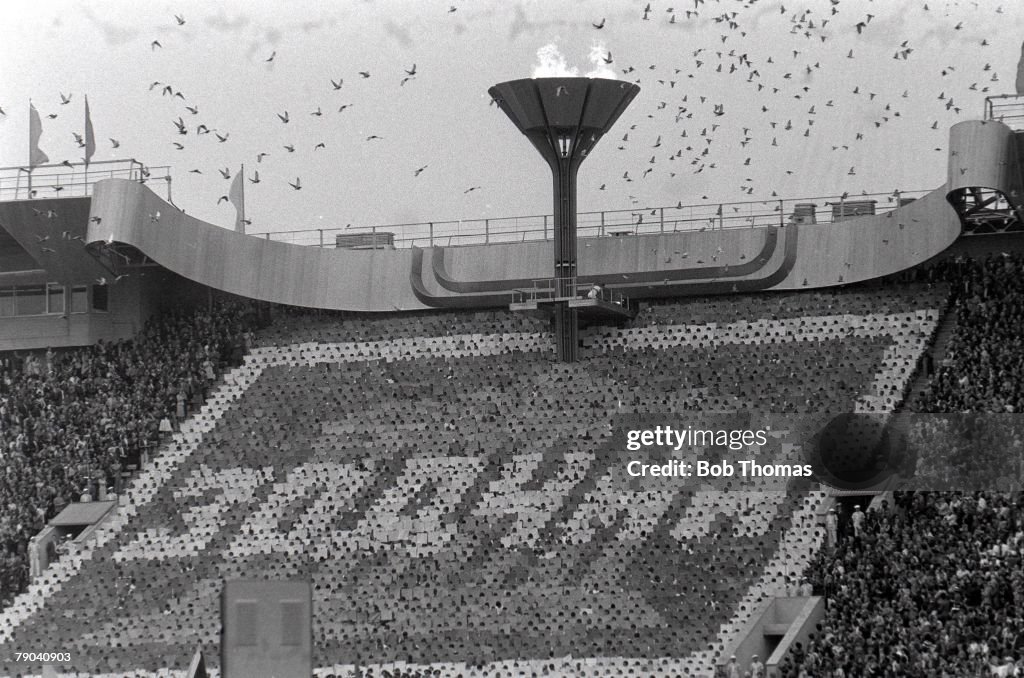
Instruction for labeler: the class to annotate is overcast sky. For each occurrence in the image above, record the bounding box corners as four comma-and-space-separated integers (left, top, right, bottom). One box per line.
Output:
1, 0, 1021, 237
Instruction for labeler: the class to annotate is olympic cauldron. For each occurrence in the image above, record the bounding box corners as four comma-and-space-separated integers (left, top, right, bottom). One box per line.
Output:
488, 77, 640, 361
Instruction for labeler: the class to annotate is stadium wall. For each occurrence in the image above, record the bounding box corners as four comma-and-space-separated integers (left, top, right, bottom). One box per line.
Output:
0, 192, 231, 351
88, 173, 963, 312
0, 118, 1011, 324
0, 269, 212, 352
764, 597, 827, 677
718, 596, 826, 676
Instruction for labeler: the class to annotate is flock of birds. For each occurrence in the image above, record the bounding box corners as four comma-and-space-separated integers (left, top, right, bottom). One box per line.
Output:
151, 57, 419, 209
0, 0, 1013, 237
580, 0, 1006, 216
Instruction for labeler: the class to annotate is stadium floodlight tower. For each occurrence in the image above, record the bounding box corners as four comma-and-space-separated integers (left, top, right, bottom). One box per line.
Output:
488, 77, 640, 362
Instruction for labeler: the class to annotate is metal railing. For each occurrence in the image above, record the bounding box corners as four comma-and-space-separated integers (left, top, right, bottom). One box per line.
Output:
512, 276, 632, 309
0, 157, 936, 252
0, 159, 172, 202
254, 189, 930, 250
512, 278, 559, 304
984, 94, 1024, 131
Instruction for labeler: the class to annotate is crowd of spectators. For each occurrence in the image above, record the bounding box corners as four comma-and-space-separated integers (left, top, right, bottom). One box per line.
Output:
633, 283, 945, 329
903, 414, 1024, 492
784, 254, 1024, 677
3, 251, 1021, 674
4, 281, 927, 673
785, 492, 1024, 677
915, 253, 1024, 414
254, 306, 548, 347
0, 301, 255, 608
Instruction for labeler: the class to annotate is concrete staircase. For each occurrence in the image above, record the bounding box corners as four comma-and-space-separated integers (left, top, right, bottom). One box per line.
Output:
900, 297, 959, 412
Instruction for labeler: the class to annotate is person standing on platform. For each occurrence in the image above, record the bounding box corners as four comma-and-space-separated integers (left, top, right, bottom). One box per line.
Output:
825, 507, 839, 548
202, 356, 216, 386
836, 503, 851, 544
749, 654, 765, 678
851, 504, 866, 539
28, 535, 40, 580
176, 389, 187, 423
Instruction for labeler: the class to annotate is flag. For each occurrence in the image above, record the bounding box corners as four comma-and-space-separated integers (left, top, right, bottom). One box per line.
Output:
228, 165, 245, 233
29, 102, 49, 167
84, 95, 96, 166
1016, 40, 1024, 96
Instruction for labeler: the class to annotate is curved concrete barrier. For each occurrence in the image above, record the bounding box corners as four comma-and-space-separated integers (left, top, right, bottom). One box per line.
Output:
87, 120, 1022, 311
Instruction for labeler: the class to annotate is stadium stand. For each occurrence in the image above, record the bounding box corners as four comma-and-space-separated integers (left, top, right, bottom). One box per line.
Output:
0, 278, 949, 676
0, 303, 255, 610
915, 254, 1024, 414
788, 491, 1024, 678
784, 254, 1024, 678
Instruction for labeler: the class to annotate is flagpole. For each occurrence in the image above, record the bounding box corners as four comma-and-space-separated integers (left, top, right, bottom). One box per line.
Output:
84, 97, 88, 189
84, 95, 95, 195
240, 163, 245, 232
27, 100, 32, 198
29, 99, 52, 199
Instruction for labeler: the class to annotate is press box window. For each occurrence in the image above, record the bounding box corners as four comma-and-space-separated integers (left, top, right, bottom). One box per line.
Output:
47, 283, 64, 314
0, 288, 13, 317
14, 285, 45, 316
71, 286, 88, 314
91, 284, 108, 312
